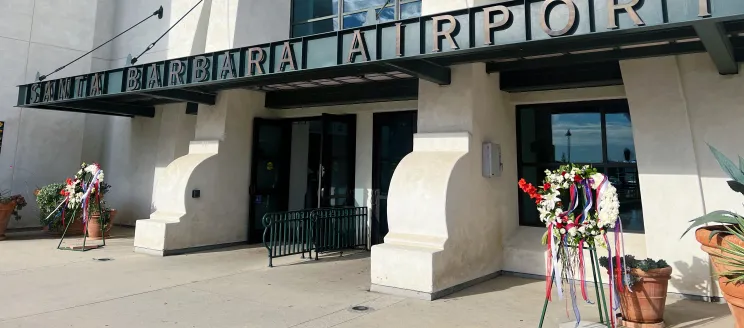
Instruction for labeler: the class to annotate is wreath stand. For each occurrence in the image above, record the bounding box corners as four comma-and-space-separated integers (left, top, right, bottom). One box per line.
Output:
537, 246, 613, 328
56, 199, 106, 252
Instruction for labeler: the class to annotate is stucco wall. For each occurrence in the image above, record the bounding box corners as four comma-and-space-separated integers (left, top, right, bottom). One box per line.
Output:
372, 63, 514, 296
502, 54, 743, 299
621, 53, 744, 297
0, 0, 116, 229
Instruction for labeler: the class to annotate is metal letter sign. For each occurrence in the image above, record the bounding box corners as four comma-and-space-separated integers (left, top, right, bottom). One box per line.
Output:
17, 1, 736, 107
348, 30, 370, 63
541, 0, 577, 37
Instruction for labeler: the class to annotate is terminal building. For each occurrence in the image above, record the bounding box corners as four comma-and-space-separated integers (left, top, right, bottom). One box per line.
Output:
5, 0, 744, 300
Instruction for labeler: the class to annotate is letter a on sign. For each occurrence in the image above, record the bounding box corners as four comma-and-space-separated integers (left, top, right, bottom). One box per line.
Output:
278, 42, 297, 72
347, 30, 370, 63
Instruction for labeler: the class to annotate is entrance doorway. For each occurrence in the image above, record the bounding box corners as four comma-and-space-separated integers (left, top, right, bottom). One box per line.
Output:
249, 115, 357, 243
371, 111, 417, 245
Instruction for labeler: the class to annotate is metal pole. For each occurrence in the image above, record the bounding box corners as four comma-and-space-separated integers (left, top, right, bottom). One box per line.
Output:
589, 247, 605, 323
538, 272, 555, 328
591, 247, 612, 328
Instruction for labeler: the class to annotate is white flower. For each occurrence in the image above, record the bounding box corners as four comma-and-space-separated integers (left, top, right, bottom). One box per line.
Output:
568, 227, 578, 236
559, 228, 566, 235
538, 207, 553, 222
578, 226, 586, 234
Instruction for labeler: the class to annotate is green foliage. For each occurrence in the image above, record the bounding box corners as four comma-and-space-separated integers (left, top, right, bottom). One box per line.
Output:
717, 224, 744, 284
599, 254, 670, 286
0, 191, 27, 221
36, 183, 66, 229
709, 144, 744, 186
682, 145, 744, 283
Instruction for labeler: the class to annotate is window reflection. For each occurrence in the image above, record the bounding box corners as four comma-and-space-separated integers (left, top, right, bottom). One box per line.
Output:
292, 0, 422, 37
517, 101, 644, 232
293, 0, 338, 22
292, 18, 339, 37
400, 1, 421, 19
606, 113, 636, 163
551, 113, 602, 163
343, 0, 388, 12
519, 109, 602, 164
604, 167, 643, 232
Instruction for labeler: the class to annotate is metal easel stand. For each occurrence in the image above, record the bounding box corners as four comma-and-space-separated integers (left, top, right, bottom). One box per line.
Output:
538, 246, 613, 328
56, 197, 106, 252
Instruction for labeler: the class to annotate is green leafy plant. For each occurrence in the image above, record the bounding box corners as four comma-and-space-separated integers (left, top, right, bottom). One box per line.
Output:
0, 191, 27, 221
680, 145, 744, 283
599, 255, 670, 286
36, 183, 66, 229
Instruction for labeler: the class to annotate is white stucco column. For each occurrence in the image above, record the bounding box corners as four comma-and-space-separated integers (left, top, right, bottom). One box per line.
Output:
134, 89, 264, 255
620, 56, 714, 297
371, 63, 517, 299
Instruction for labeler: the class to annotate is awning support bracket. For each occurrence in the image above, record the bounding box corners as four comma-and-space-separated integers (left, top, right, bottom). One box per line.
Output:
694, 21, 739, 75
382, 60, 451, 85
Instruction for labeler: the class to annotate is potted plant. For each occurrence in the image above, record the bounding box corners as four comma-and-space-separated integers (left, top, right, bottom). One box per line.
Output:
61, 163, 111, 239
36, 183, 76, 234
0, 193, 27, 240
86, 201, 117, 239
599, 255, 672, 327
681, 145, 744, 327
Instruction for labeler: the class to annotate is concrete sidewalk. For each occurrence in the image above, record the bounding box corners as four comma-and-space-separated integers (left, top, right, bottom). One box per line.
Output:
0, 227, 733, 327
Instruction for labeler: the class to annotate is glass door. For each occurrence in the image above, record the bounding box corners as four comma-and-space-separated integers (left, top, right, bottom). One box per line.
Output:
249, 118, 292, 243
372, 111, 416, 245
319, 114, 357, 208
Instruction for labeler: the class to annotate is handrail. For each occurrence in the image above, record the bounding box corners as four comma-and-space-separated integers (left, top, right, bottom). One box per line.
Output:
262, 207, 368, 267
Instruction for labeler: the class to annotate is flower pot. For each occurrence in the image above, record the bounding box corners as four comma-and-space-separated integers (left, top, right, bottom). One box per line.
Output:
720, 277, 744, 328
695, 225, 744, 328
618, 267, 672, 326
44, 213, 85, 236
86, 209, 117, 240
0, 201, 16, 241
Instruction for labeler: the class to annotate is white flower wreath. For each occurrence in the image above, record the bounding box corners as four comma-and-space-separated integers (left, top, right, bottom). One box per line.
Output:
519, 164, 621, 243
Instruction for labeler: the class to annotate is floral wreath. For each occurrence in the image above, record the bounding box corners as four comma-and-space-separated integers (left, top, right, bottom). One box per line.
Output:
519, 164, 620, 242
519, 164, 627, 328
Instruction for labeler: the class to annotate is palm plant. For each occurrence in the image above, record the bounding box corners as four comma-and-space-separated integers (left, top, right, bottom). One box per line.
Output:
681, 145, 744, 282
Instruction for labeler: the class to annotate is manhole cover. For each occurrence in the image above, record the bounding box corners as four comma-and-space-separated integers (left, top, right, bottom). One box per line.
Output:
94, 258, 113, 262
351, 306, 369, 312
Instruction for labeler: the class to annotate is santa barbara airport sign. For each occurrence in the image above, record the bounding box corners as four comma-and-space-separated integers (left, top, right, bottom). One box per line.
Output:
19, 0, 732, 106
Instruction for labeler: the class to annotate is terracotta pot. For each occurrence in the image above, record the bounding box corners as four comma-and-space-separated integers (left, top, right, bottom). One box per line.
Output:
107, 209, 117, 234
695, 226, 744, 328
0, 201, 16, 241
720, 277, 744, 328
86, 212, 104, 239
86, 209, 117, 239
618, 267, 672, 325
44, 214, 85, 236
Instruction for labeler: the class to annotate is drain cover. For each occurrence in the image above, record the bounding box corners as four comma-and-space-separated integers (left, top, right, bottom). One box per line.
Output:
94, 258, 113, 262
351, 306, 369, 312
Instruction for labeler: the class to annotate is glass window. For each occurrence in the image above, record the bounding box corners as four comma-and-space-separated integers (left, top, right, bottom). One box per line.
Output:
343, 0, 388, 12
517, 100, 644, 232
292, 18, 339, 37
293, 0, 338, 22
292, 0, 421, 37
400, 0, 421, 19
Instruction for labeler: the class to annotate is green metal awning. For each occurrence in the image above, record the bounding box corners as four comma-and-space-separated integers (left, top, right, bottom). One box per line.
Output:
16, 1, 744, 117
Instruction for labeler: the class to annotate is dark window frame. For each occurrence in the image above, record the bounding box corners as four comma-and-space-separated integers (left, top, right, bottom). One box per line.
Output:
290, 0, 422, 38
515, 99, 644, 233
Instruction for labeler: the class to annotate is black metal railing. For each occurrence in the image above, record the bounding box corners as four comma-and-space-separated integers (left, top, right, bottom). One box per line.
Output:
262, 207, 368, 267
313, 207, 368, 256
262, 209, 315, 267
